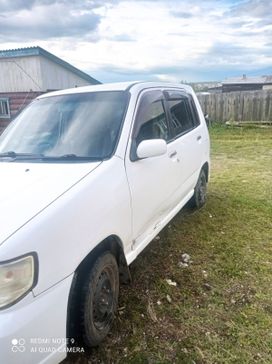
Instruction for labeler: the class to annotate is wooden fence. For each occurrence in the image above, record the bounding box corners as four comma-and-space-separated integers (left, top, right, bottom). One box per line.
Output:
197, 90, 272, 123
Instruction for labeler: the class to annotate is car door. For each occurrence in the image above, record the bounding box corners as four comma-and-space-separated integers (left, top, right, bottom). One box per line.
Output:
125, 89, 182, 248
165, 90, 205, 199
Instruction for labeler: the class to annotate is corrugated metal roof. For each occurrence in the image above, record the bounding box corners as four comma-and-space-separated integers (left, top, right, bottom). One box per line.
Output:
0, 46, 101, 85
223, 75, 272, 85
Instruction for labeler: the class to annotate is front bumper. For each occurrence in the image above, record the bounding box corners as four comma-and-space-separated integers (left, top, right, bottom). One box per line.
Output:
0, 274, 74, 364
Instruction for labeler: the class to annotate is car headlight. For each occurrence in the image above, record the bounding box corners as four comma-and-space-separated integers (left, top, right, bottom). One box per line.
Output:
0, 253, 38, 309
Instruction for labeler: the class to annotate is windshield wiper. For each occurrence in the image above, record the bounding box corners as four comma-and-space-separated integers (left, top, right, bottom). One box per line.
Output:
41, 154, 102, 161
0, 151, 44, 159
0, 151, 102, 162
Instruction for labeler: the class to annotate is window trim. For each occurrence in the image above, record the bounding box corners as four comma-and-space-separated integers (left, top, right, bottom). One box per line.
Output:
0, 98, 10, 119
164, 90, 188, 101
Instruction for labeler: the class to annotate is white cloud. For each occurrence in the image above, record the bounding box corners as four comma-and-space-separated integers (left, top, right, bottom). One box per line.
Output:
0, 0, 271, 82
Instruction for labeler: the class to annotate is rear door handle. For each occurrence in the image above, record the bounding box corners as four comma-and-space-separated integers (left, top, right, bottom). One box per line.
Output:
197, 135, 202, 141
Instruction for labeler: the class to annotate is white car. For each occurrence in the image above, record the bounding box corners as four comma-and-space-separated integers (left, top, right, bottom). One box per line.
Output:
0, 82, 210, 363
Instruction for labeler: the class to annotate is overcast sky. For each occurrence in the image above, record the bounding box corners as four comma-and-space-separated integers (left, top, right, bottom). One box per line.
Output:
0, 0, 271, 83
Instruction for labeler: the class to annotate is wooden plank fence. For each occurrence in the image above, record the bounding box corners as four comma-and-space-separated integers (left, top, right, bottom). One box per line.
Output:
197, 90, 272, 123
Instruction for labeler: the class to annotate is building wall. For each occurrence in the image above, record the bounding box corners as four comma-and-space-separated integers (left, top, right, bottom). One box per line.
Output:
0, 55, 93, 93
222, 84, 264, 93
40, 57, 91, 90
0, 53, 95, 133
263, 85, 272, 91
222, 83, 272, 93
0, 56, 42, 92
0, 92, 42, 134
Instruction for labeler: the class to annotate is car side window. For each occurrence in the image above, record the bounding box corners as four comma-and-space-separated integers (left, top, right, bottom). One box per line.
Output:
135, 100, 168, 146
130, 90, 169, 160
189, 95, 201, 127
168, 97, 195, 137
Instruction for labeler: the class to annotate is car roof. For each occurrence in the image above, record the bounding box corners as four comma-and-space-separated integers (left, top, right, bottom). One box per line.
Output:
38, 81, 193, 99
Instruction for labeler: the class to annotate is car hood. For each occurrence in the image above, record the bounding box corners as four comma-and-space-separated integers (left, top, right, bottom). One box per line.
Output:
0, 161, 101, 245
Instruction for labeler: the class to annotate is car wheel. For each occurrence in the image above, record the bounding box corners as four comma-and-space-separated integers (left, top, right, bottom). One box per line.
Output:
80, 252, 119, 347
191, 169, 207, 209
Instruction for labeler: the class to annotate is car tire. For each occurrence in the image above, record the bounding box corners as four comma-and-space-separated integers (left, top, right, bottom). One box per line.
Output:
190, 169, 207, 209
80, 252, 119, 347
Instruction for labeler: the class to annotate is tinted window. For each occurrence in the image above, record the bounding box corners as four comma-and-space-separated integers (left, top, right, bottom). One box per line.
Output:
0, 91, 128, 161
189, 95, 200, 127
168, 98, 194, 137
135, 100, 169, 146
130, 91, 169, 161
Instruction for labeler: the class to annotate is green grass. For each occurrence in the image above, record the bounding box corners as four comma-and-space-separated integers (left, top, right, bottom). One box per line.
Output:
66, 125, 272, 364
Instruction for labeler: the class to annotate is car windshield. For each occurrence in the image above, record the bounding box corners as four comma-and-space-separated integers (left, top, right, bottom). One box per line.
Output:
0, 91, 128, 162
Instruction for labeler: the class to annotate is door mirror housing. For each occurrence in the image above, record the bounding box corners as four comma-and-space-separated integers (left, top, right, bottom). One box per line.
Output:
136, 139, 167, 159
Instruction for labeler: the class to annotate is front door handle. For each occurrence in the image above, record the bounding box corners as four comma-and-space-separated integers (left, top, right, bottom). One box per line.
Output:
169, 151, 177, 158
169, 151, 180, 162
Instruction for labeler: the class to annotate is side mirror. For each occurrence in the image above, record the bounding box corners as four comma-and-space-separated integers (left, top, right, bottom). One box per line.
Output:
136, 139, 167, 159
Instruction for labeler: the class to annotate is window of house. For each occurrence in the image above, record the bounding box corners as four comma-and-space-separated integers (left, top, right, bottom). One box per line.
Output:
0, 99, 10, 118
168, 98, 194, 137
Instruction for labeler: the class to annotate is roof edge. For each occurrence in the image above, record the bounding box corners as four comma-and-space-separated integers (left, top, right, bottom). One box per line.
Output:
0, 46, 101, 85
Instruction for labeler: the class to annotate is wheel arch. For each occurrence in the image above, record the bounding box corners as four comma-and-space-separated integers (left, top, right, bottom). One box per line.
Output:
66, 235, 130, 340
202, 161, 209, 182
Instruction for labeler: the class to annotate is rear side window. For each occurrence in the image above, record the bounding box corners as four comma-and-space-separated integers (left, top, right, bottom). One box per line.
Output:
168, 98, 194, 137
189, 95, 200, 127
